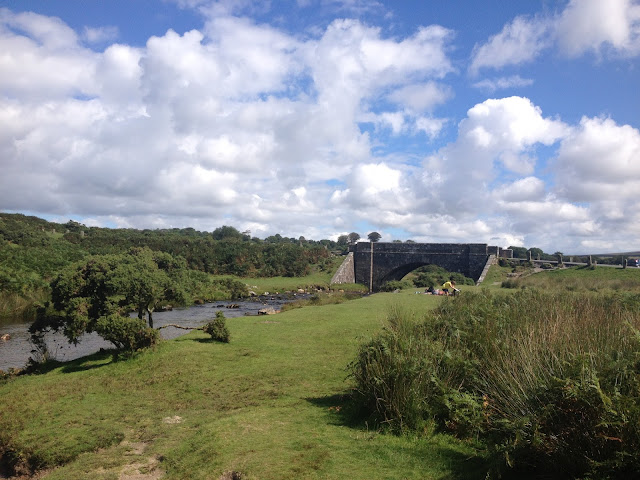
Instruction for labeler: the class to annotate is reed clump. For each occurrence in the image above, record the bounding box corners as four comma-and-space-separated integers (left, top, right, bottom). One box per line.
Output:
350, 289, 640, 479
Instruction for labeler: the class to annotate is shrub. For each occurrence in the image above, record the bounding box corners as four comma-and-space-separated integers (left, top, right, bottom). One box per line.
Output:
350, 290, 640, 478
95, 315, 159, 352
203, 311, 230, 343
379, 280, 412, 292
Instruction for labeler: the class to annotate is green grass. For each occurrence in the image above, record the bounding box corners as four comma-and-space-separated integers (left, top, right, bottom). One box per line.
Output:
0, 290, 484, 479
236, 255, 368, 294
504, 264, 640, 292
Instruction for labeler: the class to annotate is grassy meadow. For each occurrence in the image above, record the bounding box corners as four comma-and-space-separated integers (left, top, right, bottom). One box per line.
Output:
2, 263, 640, 479
0, 290, 485, 480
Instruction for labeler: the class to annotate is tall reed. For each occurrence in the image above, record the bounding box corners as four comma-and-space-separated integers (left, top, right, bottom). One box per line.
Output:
350, 289, 640, 478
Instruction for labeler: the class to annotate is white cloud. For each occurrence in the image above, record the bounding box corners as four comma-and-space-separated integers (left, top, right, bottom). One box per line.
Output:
0, 9, 98, 98
470, 0, 640, 73
555, 116, 640, 200
492, 177, 546, 202
418, 97, 568, 236
556, 0, 640, 56
472, 75, 534, 92
1, 4, 639, 254
83, 25, 119, 44
414, 116, 446, 139
387, 82, 452, 112
469, 15, 551, 74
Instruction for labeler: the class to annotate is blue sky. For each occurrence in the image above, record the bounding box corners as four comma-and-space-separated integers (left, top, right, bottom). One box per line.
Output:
1, 0, 639, 253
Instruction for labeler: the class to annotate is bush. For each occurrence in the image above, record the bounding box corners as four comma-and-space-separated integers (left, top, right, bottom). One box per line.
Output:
412, 265, 475, 288
379, 280, 412, 292
203, 311, 230, 343
350, 290, 640, 478
95, 315, 159, 352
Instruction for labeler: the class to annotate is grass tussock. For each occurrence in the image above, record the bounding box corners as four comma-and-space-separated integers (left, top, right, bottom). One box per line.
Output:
350, 289, 640, 479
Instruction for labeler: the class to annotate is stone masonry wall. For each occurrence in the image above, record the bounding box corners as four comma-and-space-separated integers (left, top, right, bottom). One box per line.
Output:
330, 252, 355, 284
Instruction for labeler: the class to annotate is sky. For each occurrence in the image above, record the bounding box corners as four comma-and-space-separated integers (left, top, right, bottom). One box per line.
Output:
1, 0, 639, 254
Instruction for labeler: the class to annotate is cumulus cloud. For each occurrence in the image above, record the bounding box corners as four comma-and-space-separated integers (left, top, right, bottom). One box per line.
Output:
555, 116, 640, 200
0, 7, 456, 238
470, 0, 640, 73
556, 0, 640, 56
2, 4, 639, 254
469, 15, 552, 74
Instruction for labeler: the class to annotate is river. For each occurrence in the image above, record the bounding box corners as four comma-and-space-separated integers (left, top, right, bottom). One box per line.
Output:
0, 295, 305, 372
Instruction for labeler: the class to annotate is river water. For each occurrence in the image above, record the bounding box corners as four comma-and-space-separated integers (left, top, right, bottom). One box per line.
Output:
0, 295, 304, 372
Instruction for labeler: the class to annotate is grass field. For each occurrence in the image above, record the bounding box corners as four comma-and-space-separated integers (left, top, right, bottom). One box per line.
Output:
0, 289, 485, 479
5, 263, 636, 479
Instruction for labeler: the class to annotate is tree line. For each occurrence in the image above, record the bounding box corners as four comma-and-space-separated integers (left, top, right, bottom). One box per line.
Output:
0, 213, 335, 318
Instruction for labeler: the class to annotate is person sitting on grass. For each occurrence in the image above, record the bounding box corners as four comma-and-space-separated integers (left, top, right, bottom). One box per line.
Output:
442, 280, 460, 296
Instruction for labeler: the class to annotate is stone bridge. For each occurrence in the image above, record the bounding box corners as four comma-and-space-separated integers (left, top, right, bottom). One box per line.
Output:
331, 242, 508, 292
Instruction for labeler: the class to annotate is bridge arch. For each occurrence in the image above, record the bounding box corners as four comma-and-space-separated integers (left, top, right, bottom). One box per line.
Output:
378, 261, 431, 285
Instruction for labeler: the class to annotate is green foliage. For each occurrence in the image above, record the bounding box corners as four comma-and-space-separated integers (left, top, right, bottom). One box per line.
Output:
203, 311, 230, 343
379, 280, 412, 292
34, 248, 188, 348
350, 290, 640, 478
411, 264, 475, 288
95, 315, 159, 352
367, 231, 382, 242
279, 291, 362, 311
211, 225, 246, 241
0, 213, 334, 317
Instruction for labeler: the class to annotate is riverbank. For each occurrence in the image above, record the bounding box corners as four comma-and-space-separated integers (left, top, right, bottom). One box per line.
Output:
0, 290, 485, 479
0, 293, 316, 372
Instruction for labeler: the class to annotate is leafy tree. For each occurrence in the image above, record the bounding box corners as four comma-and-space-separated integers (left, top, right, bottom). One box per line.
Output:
110, 248, 187, 328
212, 225, 244, 241
34, 248, 188, 350
367, 231, 382, 242
337, 235, 348, 246
347, 232, 361, 244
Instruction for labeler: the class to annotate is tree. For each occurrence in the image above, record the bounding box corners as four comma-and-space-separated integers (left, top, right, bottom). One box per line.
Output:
212, 225, 244, 241
33, 248, 188, 351
347, 232, 361, 244
337, 235, 348, 246
367, 232, 382, 243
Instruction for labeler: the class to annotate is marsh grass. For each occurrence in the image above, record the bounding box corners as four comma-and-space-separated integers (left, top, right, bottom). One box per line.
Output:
351, 288, 640, 478
0, 289, 48, 319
